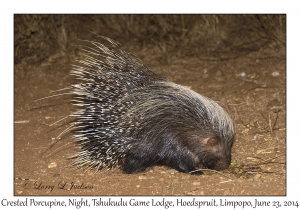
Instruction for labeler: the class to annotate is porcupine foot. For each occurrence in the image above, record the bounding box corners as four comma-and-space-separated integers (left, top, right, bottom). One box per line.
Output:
171, 159, 204, 175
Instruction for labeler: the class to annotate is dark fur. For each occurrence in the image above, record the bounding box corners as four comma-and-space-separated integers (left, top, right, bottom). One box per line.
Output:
121, 121, 233, 174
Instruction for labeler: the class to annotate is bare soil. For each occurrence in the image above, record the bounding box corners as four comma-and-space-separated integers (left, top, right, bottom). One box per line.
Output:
14, 46, 286, 196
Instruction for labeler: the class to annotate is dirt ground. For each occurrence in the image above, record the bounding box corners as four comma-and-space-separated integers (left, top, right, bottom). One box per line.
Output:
14, 41, 286, 196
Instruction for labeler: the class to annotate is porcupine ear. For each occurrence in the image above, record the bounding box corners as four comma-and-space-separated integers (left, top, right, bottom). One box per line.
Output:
203, 137, 219, 147
202, 136, 223, 157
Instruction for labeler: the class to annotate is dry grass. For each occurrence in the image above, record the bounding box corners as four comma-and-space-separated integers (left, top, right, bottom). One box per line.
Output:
14, 14, 286, 64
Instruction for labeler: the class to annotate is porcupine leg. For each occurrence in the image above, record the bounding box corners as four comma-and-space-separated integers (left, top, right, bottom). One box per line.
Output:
122, 141, 204, 175
166, 155, 204, 175
122, 151, 202, 175
121, 140, 166, 174
122, 151, 157, 174
159, 139, 204, 175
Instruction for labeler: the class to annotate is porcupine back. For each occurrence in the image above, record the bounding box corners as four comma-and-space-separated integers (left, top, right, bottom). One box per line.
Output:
69, 37, 235, 174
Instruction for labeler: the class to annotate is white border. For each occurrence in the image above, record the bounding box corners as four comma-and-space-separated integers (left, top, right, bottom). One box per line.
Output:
2, 1, 298, 209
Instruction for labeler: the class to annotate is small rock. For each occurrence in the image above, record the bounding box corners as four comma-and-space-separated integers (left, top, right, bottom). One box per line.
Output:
272, 71, 280, 76
239, 72, 246, 77
138, 175, 147, 180
167, 169, 177, 175
193, 182, 201, 186
48, 162, 57, 168
16, 189, 23, 194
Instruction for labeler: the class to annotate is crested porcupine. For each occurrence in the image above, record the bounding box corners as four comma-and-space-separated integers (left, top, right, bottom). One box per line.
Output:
63, 36, 234, 175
